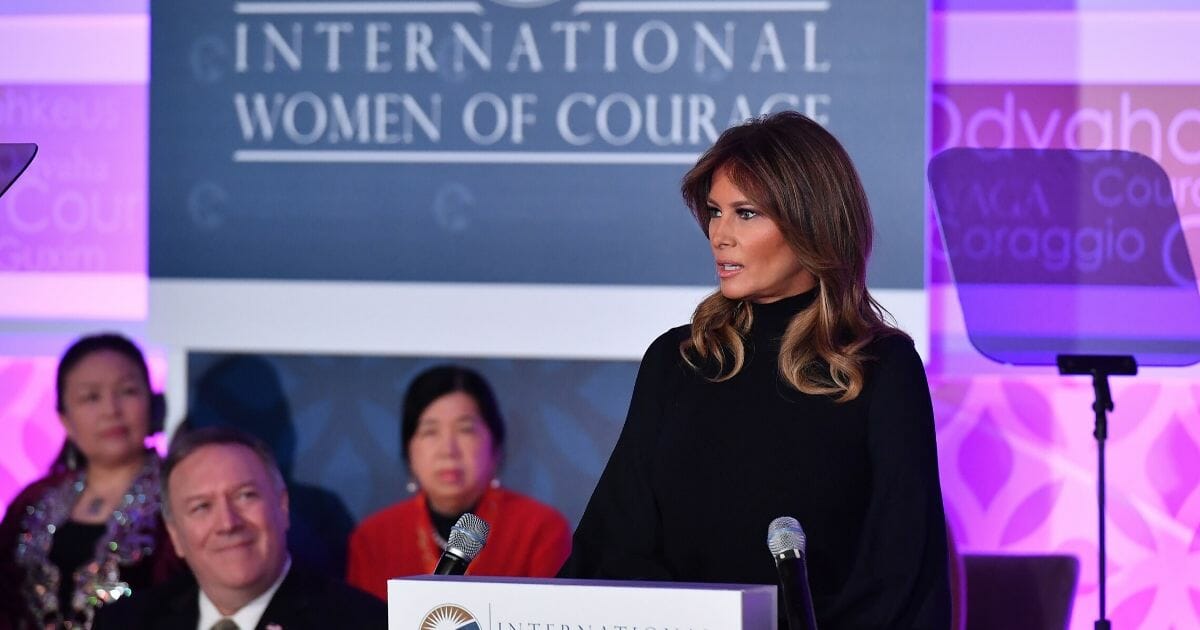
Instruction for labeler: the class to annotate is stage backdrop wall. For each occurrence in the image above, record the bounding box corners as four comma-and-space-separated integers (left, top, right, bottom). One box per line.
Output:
5, 1, 1200, 629
143, 0, 930, 377
146, 0, 928, 586
149, 1, 925, 287
149, 0, 927, 581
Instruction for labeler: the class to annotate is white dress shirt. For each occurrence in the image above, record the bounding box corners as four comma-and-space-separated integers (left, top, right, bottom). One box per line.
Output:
196, 557, 292, 630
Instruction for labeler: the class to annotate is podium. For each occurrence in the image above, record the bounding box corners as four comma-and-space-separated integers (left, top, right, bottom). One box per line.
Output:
388, 575, 777, 630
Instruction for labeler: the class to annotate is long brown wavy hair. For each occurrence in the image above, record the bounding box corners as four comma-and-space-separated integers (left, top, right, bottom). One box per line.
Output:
679, 111, 902, 402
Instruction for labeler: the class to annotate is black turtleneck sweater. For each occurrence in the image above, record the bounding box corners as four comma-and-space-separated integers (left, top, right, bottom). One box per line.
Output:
560, 290, 950, 629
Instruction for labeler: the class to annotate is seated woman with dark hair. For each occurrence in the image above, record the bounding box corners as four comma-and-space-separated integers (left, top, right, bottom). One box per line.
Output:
347, 365, 571, 600
0, 333, 181, 629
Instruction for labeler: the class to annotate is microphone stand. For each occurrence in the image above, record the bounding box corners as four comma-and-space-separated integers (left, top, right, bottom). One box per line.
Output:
1057, 354, 1136, 630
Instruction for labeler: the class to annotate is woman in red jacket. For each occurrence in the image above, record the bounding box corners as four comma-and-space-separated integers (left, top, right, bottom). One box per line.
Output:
347, 365, 571, 600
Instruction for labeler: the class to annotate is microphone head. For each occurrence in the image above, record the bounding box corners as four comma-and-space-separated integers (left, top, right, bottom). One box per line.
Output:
447, 512, 491, 561
767, 516, 807, 555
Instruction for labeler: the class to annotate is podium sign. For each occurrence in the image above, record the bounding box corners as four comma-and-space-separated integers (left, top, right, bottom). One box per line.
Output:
388, 575, 776, 630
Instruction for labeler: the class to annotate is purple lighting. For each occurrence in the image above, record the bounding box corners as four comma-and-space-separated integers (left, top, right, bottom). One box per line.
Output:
0, 3, 1197, 629
0, 12, 148, 320
0, 83, 149, 319
930, 3, 1200, 628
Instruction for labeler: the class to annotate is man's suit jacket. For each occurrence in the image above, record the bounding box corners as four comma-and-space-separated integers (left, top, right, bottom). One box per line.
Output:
93, 567, 386, 630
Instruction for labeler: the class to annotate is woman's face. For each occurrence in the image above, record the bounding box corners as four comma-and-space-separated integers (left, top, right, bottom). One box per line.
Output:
408, 391, 498, 516
707, 167, 816, 303
59, 349, 151, 468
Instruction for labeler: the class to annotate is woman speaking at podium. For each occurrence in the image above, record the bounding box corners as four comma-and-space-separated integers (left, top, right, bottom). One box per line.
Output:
560, 111, 950, 628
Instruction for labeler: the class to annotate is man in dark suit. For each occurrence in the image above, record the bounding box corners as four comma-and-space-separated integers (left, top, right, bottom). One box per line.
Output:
94, 426, 385, 630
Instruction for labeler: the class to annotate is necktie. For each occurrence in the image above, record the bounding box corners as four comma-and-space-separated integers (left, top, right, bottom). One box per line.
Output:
210, 619, 240, 630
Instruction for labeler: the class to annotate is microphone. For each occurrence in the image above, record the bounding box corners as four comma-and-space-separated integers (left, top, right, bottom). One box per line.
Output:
433, 513, 491, 576
768, 516, 819, 630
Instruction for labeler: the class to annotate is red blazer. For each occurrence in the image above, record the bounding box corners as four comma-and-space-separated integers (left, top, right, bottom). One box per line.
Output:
346, 487, 571, 600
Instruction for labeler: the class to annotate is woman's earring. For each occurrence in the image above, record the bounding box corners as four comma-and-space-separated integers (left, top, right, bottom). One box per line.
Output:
490, 478, 500, 489
406, 480, 418, 494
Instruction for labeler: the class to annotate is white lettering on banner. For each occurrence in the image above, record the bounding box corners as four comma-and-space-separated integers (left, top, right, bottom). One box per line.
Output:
1093, 167, 1177, 209
749, 21, 785, 72
463, 92, 505, 144
631, 20, 678, 73
932, 91, 1200, 167
262, 22, 303, 71
507, 22, 545, 71
958, 222, 1146, 274
233, 19, 805, 75
692, 21, 733, 72
3, 177, 50, 232
234, 93, 283, 141
223, 9, 842, 161
932, 90, 1200, 209
1063, 108, 1113, 151
234, 92, 443, 143
603, 21, 617, 71
234, 23, 249, 71
555, 92, 813, 146
0, 90, 120, 130
463, 93, 537, 144
281, 91, 328, 144
596, 93, 641, 144
329, 94, 371, 142
365, 22, 392, 71
314, 21, 353, 72
452, 22, 494, 71
3, 177, 140, 236
804, 93, 831, 125
230, 89, 819, 149
550, 21, 588, 71
931, 161, 1186, 276
646, 94, 683, 145
803, 20, 829, 72
405, 22, 437, 71
1172, 176, 1200, 210
376, 93, 443, 143
1169, 110, 1200, 165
